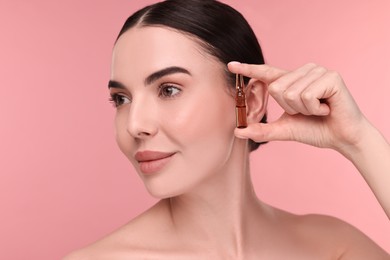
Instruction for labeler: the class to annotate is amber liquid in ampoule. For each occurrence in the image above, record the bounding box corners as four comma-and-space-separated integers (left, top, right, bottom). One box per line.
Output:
236, 74, 247, 128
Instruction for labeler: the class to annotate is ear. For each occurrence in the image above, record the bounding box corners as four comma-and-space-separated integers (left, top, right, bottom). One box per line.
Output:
245, 79, 268, 124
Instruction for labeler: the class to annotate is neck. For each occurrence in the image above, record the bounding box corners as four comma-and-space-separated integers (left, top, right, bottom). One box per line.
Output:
165, 139, 266, 256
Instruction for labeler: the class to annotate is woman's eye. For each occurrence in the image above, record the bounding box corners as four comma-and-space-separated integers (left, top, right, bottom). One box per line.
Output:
159, 84, 181, 98
109, 93, 131, 108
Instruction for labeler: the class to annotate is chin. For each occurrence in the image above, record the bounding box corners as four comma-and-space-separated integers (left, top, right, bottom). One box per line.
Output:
142, 178, 184, 199
145, 186, 182, 199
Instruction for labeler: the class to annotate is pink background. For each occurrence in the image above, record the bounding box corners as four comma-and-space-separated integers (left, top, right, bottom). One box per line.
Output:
1, 1, 389, 259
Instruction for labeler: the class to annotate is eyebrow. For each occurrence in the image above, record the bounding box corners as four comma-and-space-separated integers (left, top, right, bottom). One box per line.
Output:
108, 66, 191, 89
145, 66, 191, 85
108, 80, 126, 89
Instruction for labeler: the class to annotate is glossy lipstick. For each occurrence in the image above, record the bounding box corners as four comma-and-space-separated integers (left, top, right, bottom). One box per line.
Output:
135, 150, 175, 174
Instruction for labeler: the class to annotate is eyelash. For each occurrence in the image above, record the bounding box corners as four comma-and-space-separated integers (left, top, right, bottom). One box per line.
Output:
109, 84, 182, 108
158, 84, 182, 98
109, 93, 131, 108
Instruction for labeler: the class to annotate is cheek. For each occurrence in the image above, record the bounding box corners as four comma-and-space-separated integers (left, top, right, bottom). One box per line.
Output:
145, 92, 237, 197
162, 90, 236, 159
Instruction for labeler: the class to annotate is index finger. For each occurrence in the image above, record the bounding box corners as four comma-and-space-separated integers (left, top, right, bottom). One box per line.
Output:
227, 61, 288, 84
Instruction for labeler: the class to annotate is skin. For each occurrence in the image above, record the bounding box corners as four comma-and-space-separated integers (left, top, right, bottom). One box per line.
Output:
64, 26, 390, 259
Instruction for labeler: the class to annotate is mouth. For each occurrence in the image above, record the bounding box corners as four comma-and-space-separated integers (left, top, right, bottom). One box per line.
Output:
135, 150, 176, 174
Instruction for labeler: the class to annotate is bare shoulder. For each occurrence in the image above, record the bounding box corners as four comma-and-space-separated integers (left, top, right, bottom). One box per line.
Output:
63, 200, 173, 260
278, 210, 390, 259
61, 225, 138, 260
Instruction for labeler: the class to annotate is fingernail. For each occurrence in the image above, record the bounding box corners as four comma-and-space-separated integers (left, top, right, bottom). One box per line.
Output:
228, 61, 241, 66
235, 133, 248, 139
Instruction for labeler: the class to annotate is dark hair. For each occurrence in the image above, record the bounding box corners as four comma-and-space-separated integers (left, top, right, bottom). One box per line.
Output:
116, 0, 267, 151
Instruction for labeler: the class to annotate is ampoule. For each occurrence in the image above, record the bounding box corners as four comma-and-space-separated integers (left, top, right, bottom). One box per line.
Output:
235, 74, 247, 128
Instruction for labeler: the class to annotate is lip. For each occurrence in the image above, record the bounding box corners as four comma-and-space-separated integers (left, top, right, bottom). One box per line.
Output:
135, 150, 176, 174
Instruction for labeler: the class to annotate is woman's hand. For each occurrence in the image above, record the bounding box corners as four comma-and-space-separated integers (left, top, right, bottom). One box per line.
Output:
228, 62, 390, 219
228, 62, 369, 154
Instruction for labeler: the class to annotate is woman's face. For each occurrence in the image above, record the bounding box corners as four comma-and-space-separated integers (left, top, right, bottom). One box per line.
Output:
110, 26, 239, 198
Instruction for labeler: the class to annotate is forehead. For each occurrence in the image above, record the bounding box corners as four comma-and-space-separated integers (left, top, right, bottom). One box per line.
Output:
111, 26, 221, 80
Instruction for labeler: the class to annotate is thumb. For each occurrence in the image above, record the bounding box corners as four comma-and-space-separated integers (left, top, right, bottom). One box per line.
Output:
234, 121, 291, 143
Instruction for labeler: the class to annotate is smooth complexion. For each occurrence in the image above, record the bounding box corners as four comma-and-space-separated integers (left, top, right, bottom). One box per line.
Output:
64, 26, 389, 259
110, 26, 253, 199
108, 26, 268, 258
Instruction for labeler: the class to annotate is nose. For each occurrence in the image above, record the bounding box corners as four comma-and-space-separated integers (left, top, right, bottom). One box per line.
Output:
126, 97, 158, 139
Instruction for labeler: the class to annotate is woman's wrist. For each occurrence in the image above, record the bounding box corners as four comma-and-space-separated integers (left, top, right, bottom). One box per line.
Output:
335, 117, 380, 162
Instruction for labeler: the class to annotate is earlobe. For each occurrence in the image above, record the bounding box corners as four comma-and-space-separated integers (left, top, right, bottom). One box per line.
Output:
245, 79, 268, 124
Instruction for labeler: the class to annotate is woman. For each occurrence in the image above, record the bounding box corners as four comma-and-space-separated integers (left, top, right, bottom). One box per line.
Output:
65, 0, 390, 258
